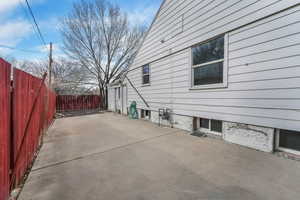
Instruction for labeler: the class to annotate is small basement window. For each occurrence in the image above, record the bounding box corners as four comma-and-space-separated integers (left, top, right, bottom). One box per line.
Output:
141, 109, 151, 120
198, 118, 223, 134
141, 109, 145, 118
145, 110, 151, 119
142, 64, 150, 85
200, 118, 209, 129
211, 120, 222, 133
278, 129, 300, 153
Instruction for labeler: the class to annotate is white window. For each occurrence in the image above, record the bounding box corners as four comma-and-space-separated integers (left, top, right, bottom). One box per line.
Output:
191, 35, 228, 89
199, 118, 223, 134
142, 64, 150, 85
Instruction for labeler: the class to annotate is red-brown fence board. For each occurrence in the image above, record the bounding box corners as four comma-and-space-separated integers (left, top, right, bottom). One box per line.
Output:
12, 69, 56, 187
0, 59, 11, 200
56, 95, 101, 112
13, 69, 38, 185
0, 58, 56, 200
47, 90, 56, 125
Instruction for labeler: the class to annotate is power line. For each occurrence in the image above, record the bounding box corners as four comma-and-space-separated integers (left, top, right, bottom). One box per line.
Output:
24, 0, 47, 47
19, 0, 45, 46
0, 44, 43, 54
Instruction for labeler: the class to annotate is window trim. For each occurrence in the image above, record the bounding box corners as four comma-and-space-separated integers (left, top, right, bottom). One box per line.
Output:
192, 59, 224, 69
190, 34, 229, 90
275, 129, 300, 155
198, 118, 223, 136
141, 109, 151, 120
142, 64, 151, 86
199, 118, 210, 129
210, 119, 223, 133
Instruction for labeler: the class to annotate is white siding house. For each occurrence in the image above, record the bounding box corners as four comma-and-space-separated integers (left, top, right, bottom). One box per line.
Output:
109, 0, 300, 154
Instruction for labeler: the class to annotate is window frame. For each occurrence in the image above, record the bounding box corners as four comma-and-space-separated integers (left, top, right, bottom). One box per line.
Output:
190, 34, 229, 90
210, 119, 223, 133
198, 118, 223, 136
200, 118, 210, 129
141, 109, 145, 118
141, 109, 151, 120
275, 129, 300, 155
142, 64, 151, 86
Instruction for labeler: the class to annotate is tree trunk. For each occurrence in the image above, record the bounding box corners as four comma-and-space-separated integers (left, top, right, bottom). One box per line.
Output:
99, 86, 103, 110
105, 87, 108, 110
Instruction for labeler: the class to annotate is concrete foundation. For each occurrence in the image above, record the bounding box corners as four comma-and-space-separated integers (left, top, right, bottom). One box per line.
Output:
223, 122, 274, 153
136, 110, 275, 153
137, 109, 193, 132
172, 114, 193, 132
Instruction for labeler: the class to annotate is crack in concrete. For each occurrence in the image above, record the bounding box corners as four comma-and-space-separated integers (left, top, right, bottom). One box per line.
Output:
31, 130, 182, 173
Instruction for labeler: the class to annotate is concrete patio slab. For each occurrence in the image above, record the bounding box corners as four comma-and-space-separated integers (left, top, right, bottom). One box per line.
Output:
19, 113, 300, 200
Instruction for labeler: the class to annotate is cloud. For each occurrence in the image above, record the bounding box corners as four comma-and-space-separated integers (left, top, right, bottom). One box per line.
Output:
0, 0, 20, 14
35, 43, 57, 53
0, 19, 33, 55
39, 16, 61, 32
127, 5, 159, 27
0, 20, 32, 44
0, 0, 44, 57
35, 43, 67, 58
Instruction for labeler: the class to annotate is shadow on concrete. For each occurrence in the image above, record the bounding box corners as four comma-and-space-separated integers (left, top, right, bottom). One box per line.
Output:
56, 109, 105, 118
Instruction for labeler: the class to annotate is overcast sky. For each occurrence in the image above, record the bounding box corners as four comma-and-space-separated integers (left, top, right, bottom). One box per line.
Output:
0, 0, 162, 61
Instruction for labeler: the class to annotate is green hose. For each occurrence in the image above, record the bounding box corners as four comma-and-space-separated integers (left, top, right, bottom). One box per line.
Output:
129, 101, 138, 119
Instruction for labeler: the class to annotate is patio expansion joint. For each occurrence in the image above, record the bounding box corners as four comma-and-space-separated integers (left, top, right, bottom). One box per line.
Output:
31, 130, 182, 173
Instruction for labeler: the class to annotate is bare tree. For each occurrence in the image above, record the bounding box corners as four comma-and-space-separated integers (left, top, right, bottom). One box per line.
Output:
61, 0, 145, 108
18, 58, 93, 95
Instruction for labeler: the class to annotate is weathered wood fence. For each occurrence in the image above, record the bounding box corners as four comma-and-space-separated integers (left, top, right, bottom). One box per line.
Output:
0, 58, 56, 200
56, 95, 101, 112
0, 59, 11, 200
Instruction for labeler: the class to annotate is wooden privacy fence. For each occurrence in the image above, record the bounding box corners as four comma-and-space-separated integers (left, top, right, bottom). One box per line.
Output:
56, 95, 101, 112
0, 59, 11, 200
0, 58, 56, 200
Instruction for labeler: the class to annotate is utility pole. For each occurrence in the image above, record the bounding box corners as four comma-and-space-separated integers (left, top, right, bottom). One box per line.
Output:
48, 42, 53, 88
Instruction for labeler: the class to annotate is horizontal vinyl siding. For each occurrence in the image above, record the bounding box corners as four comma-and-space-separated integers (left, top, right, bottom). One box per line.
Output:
126, 5, 300, 131
131, 0, 299, 69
